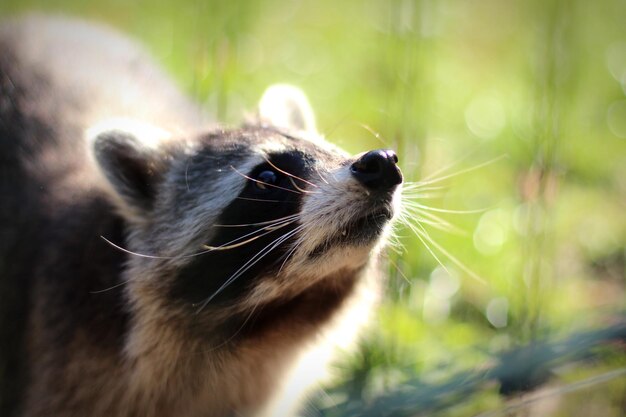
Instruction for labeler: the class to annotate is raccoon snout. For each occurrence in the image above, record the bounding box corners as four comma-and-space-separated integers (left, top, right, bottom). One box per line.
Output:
350, 149, 403, 191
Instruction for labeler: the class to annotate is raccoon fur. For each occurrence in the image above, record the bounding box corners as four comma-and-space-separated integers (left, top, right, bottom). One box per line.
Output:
0, 15, 403, 417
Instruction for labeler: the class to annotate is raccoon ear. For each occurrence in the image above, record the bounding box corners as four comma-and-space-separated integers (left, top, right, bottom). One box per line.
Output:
258, 84, 317, 133
88, 119, 170, 215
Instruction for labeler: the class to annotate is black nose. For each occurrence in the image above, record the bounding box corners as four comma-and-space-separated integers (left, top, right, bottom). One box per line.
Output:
350, 149, 403, 191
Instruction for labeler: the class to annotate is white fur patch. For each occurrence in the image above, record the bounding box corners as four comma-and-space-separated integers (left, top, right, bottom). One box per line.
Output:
86, 117, 171, 149
258, 84, 317, 134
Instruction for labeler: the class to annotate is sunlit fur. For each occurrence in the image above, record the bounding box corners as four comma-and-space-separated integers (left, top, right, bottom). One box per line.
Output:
108, 128, 402, 416
0, 15, 401, 417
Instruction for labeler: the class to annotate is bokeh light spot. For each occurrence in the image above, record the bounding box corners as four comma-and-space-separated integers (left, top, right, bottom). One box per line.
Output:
464, 94, 506, 139
606, 41, 626, 88
485, 297, 508, 328
422, 266, 460, 323
473, 209, 510, 255
607, 100, 626, 139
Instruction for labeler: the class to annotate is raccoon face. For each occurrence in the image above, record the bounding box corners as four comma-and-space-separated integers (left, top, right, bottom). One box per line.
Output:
90, 85, 402, 312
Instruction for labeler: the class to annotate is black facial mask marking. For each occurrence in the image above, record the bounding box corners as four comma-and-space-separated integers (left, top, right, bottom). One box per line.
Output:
170, 150, 316, 307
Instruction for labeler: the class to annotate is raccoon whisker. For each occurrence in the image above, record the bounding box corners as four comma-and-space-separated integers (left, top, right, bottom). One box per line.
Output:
214, 214, 300, 228
314, 166, 330, 185
263, 156, 318, 188
401, 206, 473, 235
278, 225, 304, 273
278, 236, 304, 273
230, 166, 304, 195
164, 226, 284, 261
392, 242, 407, 255
222, 224, 304, 284
184, 157, 191, 192
233, 223, 302, 273
89, 279, 130, 294
196, 227, 303, 313
196, 225, 304, 312
410, 221, 486, 284
202, 235, 269, 251
400, 191, 444, 199
388, 220, 408, 249
403, 182, 448, 189
400, 189, 443, 201
403, 201, 487, 215
399, 206, 455, 228
384, 232, 406, 255
101, 218, 297, 260
403, 221, 456, 280
411, 155, 508, 187
418, 150, 478, 182
100, 236, 173, 259
202, 220, 296, 251
288, 177, 319, 194
399, 206, 466, 237
277, 247, 297, 274
402, 189, 450, 199
401, 183, 450, 192
261, 223, 294, 232
358, 122, 389, 147
420, 220, 462, 235
235, 196, 298, 203
402, 215, 463, 235
202, 225, 293, 251
386, 244, 405, 256
384, 255, 411, 284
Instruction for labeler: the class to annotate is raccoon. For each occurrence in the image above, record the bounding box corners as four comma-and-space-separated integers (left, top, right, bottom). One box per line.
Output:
0, 15, 402, 417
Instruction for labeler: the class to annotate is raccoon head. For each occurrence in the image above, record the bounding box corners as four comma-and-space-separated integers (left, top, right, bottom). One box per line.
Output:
89, 85, 402, 328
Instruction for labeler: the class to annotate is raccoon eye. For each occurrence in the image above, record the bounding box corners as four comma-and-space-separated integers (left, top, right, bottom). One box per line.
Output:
255, 170, 278, 190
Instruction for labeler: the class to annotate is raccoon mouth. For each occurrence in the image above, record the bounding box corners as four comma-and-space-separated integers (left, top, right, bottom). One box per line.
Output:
309, 205, 393, 258
346, 206, 393, 235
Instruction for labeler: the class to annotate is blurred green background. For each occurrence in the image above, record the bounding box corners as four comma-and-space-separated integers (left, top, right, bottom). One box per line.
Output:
1, 0, 624, 415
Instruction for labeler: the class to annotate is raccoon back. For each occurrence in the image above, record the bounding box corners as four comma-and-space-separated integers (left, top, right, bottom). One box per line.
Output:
0, 15, 203, 415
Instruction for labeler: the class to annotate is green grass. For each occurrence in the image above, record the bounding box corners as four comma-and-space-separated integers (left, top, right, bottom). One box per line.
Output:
2, 0, 625, 415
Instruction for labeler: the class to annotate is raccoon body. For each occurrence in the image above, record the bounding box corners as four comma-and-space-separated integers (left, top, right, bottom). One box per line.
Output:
0, 16, 402, 417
